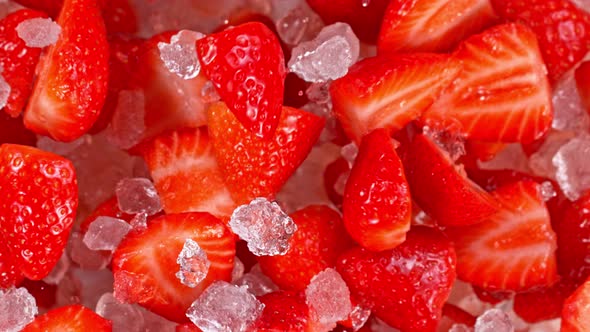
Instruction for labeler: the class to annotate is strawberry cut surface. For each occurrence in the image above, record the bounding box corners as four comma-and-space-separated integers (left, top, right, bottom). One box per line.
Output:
22, 304, 112, 331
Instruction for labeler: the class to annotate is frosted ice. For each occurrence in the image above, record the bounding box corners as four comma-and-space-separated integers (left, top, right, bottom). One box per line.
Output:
349, 305, 371, 331
0, 73, 10, 109
229, 197, 297, 256
553, 134, 590, 200
130, 212, 148, 231
96, 293, 145, 332
276, 2, 324, 45
538, 181, 557, 202
474, 308, 514, 332
0, 287, 38, 332
478, 144, 530, 173
450, 324, 473, 332
43, 253, 70, 285
423, 126, 466, 162
69, 268, 115, 314
234, 264, 278, 296
68, 231, 111, 270
175, 239, 210, 288
528, 131, 575, 179
305, 268, 352, 330
552, 68, 590, 132
289, 22, 360, 83
16, 17, 60, 48
306, 82, 332, 105
116, 177, 162, 215
334, 170, 350, 197
107, 90, 146, 150
186, 281, 264, 332
83, 216, 132, 251
341, 142, 358, 166
231, 257, 245, 283
158, 30, 204, 80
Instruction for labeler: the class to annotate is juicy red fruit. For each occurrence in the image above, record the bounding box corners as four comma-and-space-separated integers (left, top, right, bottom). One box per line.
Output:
197, 22, 286, 138
22, 304, 112, 331
253, 290, 311, 331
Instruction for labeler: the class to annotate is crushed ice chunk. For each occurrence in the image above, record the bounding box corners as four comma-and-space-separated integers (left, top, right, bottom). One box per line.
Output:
83, 216, 132, 251
201, 81, 220, 103
306, 82, 332, 104
0, 287, 38, 332
186, 281, 264, 332
229, 197, 297, 256
477, 143, 530, 173
538, 181, 557, 202
158, 30, 204, 80
43, 252, 70, 285
130, 212, 148, 231
341, 142, 358, 166
289, 22, 360, 83
96, 293, 145, 332
305, 268, 352, 330
423, 126, 466, 162
107, 90, 146, 150
231, 257, 245, 283
0, 73, 10, 109
334, 170, 350, 197
528, 131, 575, 179
552, 66, 590, 132
349, 305, 371, 331
175, 239, 210, 288
68, 231, 111, 270
16, 17, 61, 48
474, 308, 514, 332
552, 134, 590, 200
450, 324, 473, 332
116, 177, 163, 215
276, 2, 324, 45
234, 264, 278, 296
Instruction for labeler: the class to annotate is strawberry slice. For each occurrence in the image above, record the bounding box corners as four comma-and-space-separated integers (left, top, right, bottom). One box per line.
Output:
399, 133, 500, 226
0, 144, 77, 280
491, 0, 590, 82
258, 205, 353, 291
253, 290, 311, 331
576, 61, 590, 115
562, 277, 590, 332
513, 280, 577, 323
378, 0, 498, 53
24, 0, 109, 142
337, 226, 456, 332
207, 102, 324, 204
422, 23, 553, 144
13, 0, 62, 17
445, 180, 558, 291
136, 127, 236, 219
22, 305, 111, 331
343, 129, 411, 251
197, 22, 286, 138
330, 53, 461, 143
0, 9, 46, 117
112, 212, 235, 323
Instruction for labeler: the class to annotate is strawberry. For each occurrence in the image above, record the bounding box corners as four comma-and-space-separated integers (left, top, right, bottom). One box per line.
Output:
197, 22, 286, 138
24, 0, 109, 142
576, 60, 590, 114
445, 180, 558, 291
21, 304, 112, 331
330, 53, 461, 143
337, 226, 457, 332
207, 102, 324, 205
323, 156, 349, 208
102, 0, 137, 34
112, 212, 235, 323
305, 0, 390, 43
0, 144, 77, 280
442, 303, 477, 327
136, 127, 236, 219
378, 0, 498, 53
399, 133, 500, 226
79, 196, 134, 233
0, 239, 23, 288
491, 0, 590, 82
342, 128, 411, 251
253, 290, 311, 331
422, 23, 553, 144
472, 286, 511, 305
258, 205, 353, 291
514, 280, 577, 323
13, 0, 62, 17
562, 277, 590, 332
0, 9, 46, 117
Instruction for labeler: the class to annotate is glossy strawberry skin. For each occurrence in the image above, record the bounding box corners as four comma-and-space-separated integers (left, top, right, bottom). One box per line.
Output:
561, 277, 590, 332
253, 290, 311, 331
514, 280, 577, 323
0, 239, 23, 288
13, 0, 62, 17
22, 305, 112, 331
555, 192, 590, 283
576, 61, 590, 115
0, 144, 77, 280
197, 22, 286, 138
337, 226, 457, 332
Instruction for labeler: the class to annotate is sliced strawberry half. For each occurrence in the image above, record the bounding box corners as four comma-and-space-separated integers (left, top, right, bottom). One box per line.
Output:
207, 102, 324, 204
514, 280, 577, 323
24, 0, 109, 142
197, 22, 286, 138
378, 0, 498, 53
399, 133, 500, 226
343, 128, 411, 251
112, 212, 235, 323
22, 305, 112, 331
13, 0, 62, 17
136, 127, 236, 219
0, 144, 77, 280
445, 180, 558, 291
562, 277, 590, 332
330, 53, 461, 143
253, 290, 311, 331
422, 23, 553, 144
576, 60, 590, 115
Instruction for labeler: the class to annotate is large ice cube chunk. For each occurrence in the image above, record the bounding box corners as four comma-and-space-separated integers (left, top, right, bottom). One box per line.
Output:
83, 216, 132, 251
474, 308, 514, 332
0, 287, 38, 332
552, 134, 590, 200
16, 17, 60, 48
116, 177, 163, 215
158, 30, 204, 80
305, 268, 352, 330
175, 239, 210, 288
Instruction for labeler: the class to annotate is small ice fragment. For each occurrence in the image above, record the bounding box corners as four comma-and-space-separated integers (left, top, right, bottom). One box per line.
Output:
130, 212, 148, 231
289, 22, 360, 83
231, 257, 245, 283
107, 90, 146, 150
175, 239, 210, 288
538, 181, 557, 202
229, 197, 297, 256
158, 30, 204, 80
0, 73, 10, 109
349, 305, 371, 331
450, 324, 474, 332
305, 268, 352, 330
43, 252, 70, 285
68, 231, 111, 270
552, 134, 590, 200
201, 81, 220, 103
474, 308, 514, 332
234, 264, 278, 296
186, 281, 264, 332
341, 142, 358, 166
423, 126, 466, 162
306, 82, 332, 104
16, 17, 60, 48
96, 293, 145, 332
116, 177, 163, 215
477, 143, 530, 173
276, 2, 324, 45
83, 216, 132, 251
528, 131, 575, 179
0, 287, 38, 332
334, 170, 350, 197
551, 67, 590, 132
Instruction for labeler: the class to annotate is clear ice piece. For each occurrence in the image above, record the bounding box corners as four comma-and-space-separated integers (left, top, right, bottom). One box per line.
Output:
96, 293, 145, 332
158, 30, 204, 80
68, 231, 111, 270
229, 197, 297, 256
474, 308, 514, 332
289, 22, 360, 83
116, 177, 163, 216
450, 324, 474, 332
551, 67, 590, 132
231, 257, 245, 283
305, 268, 352, 330
477, 144, 530, 173
423, 126, 466, 162
528, 131, 575, 179
234, 264, 278, 296
276, 2, 324, 45
0, 287, 38, 332
175, 239, 210, 288
186, 281, 264, 332
130, 212, 148, 231
83, 216, 132, 251
552, 134, 590, 200
349, 305, 371, 331
0, 73, 10, 109
16, 17, 61, 48
43, 252, 70, 285
341, 142, 358, 166
107, 90, 146, 150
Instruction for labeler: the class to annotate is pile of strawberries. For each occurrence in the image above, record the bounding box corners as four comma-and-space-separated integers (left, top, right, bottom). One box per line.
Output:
1, 0, 590, 330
